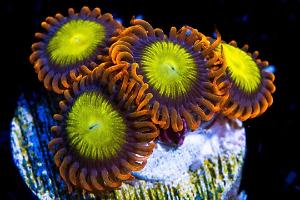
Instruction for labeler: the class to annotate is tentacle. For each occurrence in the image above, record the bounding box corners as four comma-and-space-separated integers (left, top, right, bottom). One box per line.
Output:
232, 106, 244, 119
206, 52, 221, 68
202, 30, 221, 57
202, 91, 227, 106
252, 51, 259, 59
222, 101, 239, 116
250, 102, 260, 118
241, 44, 249, 51
48, 137, 63, 151
72, 81, 81, 96
150, 101, 166, 126
193, 40, 206, 52
258, 94, 269, 115
69, 162, 80, 186
136, 83, 148, 104
100, 13, 114, 23
103, 64, 120, 83
68, 8, 75, 16
154, 28, 165, 39
69, 70, 82, 82
111, 45, 132, 62
134, 142, 156, 152
182, 107, 200, 130
118, 36, 137, 45
125, 142, 155, 156
263, 79, 276, 93
262, 70, 275, 82
116, 52, 134, 64
110, 40, 133, 56
263, 89, 273, 106
176, 115, 184, 132
79, 168, 93, 192
50, 125, 62, 136
136, 93, 153, 111
80, 65, 92, 75
127, 152, 148, 162
101, 168, 122, 188
91, 7, 101, 18
169, 27, 177, 40
132, 121, 157, 131
199, 97, 220, 113
134, 131, 160, 142
121, 78, 137, 102
33, 59, 44, 72
52, 73, 64, 94
80, 6, 91, 16
130, 63, 144, 84
90, 169, 105, 191
190, 103, 214, 121
170, 107, 182, 132
131, 17, 154, 36
117, 71, 129, 100
79, 76, 87, 91
111, 165, 133, 181
45, 16, 59, 26
186, 28, 199, 46
127, 110, 150, 118
34, 32, 47, 40
53, 114, 64, 121
54, 13, 64, 21
44, 71, 54, 90
108, 70, 125, 94
54, 148, 67, 167
61, 73, 70, 88
41, 21, 51, 31
161, 105, 170, 129
177, 28, 187, 43
31, 42, 45, 51
64, 90, 74, 103
121, 25, 148, 39
124, 85, 139, 110
59, 155, 72, 182
120, 158, 147, 171
229, 40, 237, 46
38, 67, 48, 81
59, 101, 68, 112
239, 106, 252, 121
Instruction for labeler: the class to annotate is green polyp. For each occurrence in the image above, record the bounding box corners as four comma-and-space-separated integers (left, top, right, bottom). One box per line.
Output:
141, 41, 198, 99
66, 91, 127, 160
221, 43, 261, 93
47, 19, 105, 66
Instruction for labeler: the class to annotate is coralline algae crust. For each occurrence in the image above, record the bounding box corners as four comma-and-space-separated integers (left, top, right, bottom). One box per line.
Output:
134, 119, 245, 185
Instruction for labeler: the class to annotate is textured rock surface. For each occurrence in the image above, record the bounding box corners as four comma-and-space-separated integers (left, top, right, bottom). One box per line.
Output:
10, 91, 246, 199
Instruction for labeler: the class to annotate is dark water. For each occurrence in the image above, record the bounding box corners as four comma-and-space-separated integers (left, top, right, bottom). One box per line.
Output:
0, 0, 299, 199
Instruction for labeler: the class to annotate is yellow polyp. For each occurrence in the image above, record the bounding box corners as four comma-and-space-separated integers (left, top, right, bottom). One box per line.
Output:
221, 43, 261, 93
47, 19, 105, 66
66, 91, 126, 160
141, 41, 198, 99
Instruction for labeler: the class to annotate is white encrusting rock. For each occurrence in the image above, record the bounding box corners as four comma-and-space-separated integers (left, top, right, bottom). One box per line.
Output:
132, 118, 246, 189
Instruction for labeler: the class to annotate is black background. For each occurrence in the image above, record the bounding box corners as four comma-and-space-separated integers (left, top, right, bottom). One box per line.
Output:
0, 0, 299, 199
